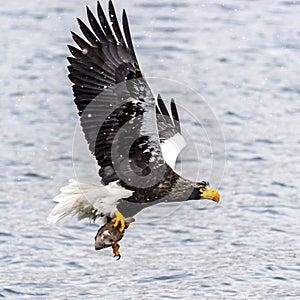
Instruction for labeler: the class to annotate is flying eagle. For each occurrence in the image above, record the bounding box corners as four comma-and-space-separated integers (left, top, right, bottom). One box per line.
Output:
48, 1, 220, 259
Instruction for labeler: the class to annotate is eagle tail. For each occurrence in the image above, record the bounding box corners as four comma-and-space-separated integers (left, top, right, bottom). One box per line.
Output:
47, 179, 117, 224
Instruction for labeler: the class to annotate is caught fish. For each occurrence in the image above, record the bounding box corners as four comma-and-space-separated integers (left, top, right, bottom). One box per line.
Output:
94, 217, 134, 259
94, 222, 123, 250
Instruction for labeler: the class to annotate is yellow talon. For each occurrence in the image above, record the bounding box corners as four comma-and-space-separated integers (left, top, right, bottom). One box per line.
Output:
112, 210, 125, 233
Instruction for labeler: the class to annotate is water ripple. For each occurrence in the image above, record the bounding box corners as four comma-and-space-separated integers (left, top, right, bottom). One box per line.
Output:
1, 0, 299, 298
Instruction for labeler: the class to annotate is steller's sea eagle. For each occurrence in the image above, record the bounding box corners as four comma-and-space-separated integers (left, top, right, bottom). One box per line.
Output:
48, 1, 220, 259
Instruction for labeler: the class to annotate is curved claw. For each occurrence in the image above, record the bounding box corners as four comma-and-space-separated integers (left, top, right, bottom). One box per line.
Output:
114, 254, 121, 260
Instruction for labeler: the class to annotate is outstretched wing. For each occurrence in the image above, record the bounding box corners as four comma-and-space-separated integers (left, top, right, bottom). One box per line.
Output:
68, 1, 166, 188
156, 95, 186, 169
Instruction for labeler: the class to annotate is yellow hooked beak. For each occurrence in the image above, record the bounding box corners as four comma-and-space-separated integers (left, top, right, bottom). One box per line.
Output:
201, 188, 220, 203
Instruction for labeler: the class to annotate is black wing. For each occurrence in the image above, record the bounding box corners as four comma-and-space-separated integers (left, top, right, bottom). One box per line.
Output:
68, 1, 166, 188
156, 94, 182, 141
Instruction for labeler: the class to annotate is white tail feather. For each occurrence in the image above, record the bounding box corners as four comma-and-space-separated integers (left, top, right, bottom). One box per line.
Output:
47, 179, 126, 224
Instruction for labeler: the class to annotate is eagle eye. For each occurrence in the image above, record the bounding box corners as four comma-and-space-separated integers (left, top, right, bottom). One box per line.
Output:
199, 187, 206, 193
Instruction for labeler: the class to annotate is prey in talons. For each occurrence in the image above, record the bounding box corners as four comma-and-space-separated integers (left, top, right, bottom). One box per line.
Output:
94, 217, 134, 259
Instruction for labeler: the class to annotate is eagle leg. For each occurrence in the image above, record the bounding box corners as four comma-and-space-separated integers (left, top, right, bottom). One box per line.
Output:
112, 243, 121, 260
112, 210, 126, 233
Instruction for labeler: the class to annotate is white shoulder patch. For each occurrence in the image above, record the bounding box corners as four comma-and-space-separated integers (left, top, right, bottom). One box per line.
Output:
161, 133, 186, 169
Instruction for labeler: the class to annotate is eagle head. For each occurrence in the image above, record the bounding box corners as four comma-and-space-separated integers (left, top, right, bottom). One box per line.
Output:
188, 182, 220, 203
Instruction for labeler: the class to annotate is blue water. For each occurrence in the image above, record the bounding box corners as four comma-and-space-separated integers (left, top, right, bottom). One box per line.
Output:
1, 0, 300, 299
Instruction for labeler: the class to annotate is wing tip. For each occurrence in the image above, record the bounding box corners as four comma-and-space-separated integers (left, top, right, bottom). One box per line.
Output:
170, 98, 181, 133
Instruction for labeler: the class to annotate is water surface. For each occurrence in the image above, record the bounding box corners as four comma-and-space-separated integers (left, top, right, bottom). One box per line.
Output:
0, 0, 299, 299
